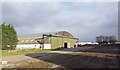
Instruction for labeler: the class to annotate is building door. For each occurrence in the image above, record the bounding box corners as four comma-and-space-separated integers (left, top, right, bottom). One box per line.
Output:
64, 43, 67, 48
68, 43, 70, 48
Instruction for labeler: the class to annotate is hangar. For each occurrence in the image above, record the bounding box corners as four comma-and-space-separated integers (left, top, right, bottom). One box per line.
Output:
17, 31, 77, 49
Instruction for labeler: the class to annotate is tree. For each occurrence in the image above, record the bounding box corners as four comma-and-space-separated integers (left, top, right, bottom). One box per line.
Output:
109, 35, 117, 45
1, 22, 18, 50
96, 35, 106, 44
0, 25, 2, 50
96, 35, 117, 45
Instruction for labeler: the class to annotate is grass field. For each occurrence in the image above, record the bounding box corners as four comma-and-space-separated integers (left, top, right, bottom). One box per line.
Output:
2, 48, 64, 56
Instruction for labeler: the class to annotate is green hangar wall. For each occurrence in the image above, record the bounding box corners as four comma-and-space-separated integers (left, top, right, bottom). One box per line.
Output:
50, 37, 76, 49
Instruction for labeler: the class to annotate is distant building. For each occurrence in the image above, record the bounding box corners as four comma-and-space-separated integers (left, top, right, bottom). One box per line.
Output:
77, 42, 98, 46
17, 31, 77, 49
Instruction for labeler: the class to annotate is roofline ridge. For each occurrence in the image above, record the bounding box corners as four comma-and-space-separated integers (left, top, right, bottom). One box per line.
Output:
18, 31, 67, 36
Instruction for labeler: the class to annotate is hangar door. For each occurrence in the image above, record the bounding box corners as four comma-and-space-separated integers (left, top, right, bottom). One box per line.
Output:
64, 43, 67, 48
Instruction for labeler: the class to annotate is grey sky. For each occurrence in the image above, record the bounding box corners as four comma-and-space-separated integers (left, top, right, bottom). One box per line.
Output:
2, 2, 118, 41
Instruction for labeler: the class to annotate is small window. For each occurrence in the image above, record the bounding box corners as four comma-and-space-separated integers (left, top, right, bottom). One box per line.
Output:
31, 40, 33, 42
26, 40, 28, 42
22, 40, 24, 42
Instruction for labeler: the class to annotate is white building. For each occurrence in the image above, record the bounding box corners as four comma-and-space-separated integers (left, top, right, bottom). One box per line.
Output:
77, 42, 98, 46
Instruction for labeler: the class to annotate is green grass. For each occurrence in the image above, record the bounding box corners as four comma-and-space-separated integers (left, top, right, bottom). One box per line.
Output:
2, 48, 64, 57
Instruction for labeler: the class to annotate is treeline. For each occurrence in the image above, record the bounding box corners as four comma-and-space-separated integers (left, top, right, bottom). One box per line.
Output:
1, 22, 18, 50
96, 35, 117, 45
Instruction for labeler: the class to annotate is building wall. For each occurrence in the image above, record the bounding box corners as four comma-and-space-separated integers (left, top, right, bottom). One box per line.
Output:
44, 44, 51, 49
44, 37, 50, 44
57, 37, 63, 48
18, 38, 39, 44
16, 44, 40, 49
51, 37, 58, 49
16, 44, 51, 49
50, 37, 76, 49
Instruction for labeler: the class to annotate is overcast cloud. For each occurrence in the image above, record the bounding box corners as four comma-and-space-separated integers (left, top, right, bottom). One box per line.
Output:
2, 2, 118, 41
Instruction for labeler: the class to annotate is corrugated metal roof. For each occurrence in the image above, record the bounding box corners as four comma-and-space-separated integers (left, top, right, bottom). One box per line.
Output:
18, 31, 74, 39
19, 32, 55, 39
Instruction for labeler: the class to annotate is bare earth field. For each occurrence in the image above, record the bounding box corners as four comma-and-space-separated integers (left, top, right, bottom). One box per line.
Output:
1, 46, 120, 69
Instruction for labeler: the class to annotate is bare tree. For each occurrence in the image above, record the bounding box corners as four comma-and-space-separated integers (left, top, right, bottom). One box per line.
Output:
96, 35, 117, 45
96, 35, 106, 44
109, 35, 117, 45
